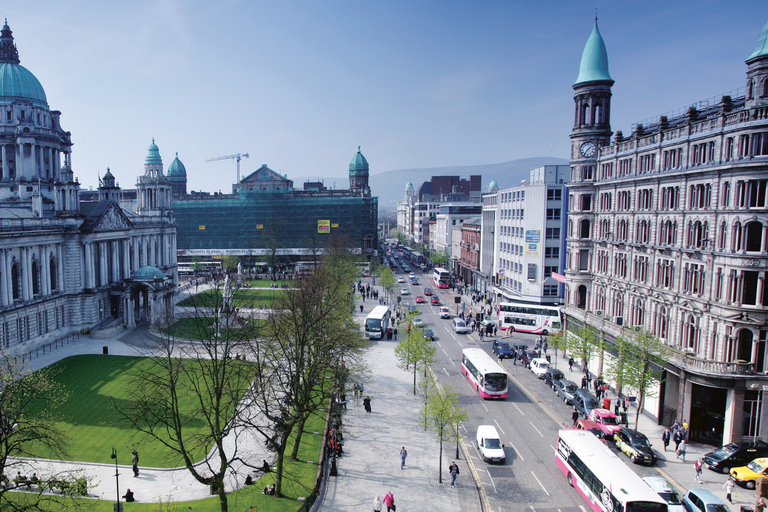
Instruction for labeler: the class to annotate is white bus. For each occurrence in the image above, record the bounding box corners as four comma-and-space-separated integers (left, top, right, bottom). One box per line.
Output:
433, 267, 450, 289
461, 348, 508, 399
497, 302, 562, 335
555, 429, 667, 512
364, 306, 391, 340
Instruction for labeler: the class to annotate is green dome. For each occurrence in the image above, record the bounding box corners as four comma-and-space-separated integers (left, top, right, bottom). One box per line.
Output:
349, 146, 369, 177
168, 152, 187, 179
132, 266, 166, 280
747, 20, 768, 63
145, 139, 163, 165
575, 19, 613, 85
405, 180, 414, 191
0, 21, 47, 107
488, 179, 498, 191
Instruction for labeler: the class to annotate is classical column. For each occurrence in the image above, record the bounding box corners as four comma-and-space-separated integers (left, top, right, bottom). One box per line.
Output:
149, 235, 156, 266
84, 242, 93, 289
0, 250, 7, 307
1, 144, 5, 180
100, 241, 108, 287
40, 245, 49, 296
759, 273, 766, 307
122, 239, 130, 279
22, 247, 31, 300
111, 240, 119, 283
132, 237, 139, 272
56, 244, 63, 292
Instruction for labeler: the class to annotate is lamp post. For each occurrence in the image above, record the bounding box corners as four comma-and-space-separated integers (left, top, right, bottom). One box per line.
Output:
455, 423, 460, 459
111, 448, 120, 512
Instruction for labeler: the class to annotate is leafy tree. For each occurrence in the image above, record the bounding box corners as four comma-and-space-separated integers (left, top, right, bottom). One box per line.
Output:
421, 383, 467, 484
431, 250, 449, 268
395, 315, 436, 395
622, 330, 668, 429
389, 228, 406, 242
602, 334, 632, 400
221, 255, 239, 273
118, 282, 259, 512
378, 266, 396, 303
566, 323, 602, 376
191, 256, 204, 275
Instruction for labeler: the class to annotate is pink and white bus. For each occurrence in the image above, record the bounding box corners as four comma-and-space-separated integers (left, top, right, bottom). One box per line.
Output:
555, 429, 667, 512
461, 348, 508, 399
433, 268, 450, 289
497, 302, 562, 335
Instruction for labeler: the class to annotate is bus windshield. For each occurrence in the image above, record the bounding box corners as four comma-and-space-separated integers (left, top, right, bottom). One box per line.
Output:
485, 373, 508, 392
365, 318, 382, 332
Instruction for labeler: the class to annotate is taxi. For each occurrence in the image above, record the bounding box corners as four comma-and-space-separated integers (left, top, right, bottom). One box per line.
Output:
730, 457, 768, 489
613, 428, 656, 465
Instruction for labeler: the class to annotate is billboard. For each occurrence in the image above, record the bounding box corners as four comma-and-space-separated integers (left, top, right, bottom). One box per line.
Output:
318, 220, 331, 233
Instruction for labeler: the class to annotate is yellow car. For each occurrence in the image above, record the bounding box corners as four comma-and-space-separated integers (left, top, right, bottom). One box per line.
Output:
730, 457, 768, 489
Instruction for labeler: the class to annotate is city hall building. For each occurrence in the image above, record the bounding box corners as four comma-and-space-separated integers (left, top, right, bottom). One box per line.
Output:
0, 21, 177, 350
565, 18, 768, 444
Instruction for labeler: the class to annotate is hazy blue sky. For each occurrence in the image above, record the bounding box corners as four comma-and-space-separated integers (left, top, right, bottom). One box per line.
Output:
4, 1, 766, 192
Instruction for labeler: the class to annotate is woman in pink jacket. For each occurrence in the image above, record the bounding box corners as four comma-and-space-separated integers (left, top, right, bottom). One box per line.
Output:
383, 491, 395, 512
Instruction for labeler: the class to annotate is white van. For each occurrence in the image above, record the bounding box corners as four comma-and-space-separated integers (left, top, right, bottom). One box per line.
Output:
476, 425, 505, 463
452, 318, 470, 334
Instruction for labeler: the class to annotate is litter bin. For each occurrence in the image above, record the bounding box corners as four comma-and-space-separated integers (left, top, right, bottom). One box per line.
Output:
103, 346, 108, 355
603, 398, 611, 410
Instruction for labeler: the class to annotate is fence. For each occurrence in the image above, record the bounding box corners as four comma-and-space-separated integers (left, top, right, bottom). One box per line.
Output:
18, 332, 83, 363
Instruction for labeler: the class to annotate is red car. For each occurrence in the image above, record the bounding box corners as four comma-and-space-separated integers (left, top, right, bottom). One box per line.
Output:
423, 288, 433, 296
415, 295, 426, 303
430, 296, 440, 305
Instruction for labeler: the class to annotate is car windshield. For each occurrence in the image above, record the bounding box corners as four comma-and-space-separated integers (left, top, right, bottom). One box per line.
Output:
485, 439, 502, 450
659, 492, 681, 505
632, 436, 651, 449
711, 445, 739, 458
747, 460, 767, 473
537, 362, 550, 369
484, 373, 507, 392
455, 320, 466, 327
565, 384, 578, 393
601, 416, 619, 425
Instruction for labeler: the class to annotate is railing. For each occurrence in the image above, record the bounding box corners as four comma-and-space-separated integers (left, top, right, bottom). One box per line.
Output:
17, 332, 82, 363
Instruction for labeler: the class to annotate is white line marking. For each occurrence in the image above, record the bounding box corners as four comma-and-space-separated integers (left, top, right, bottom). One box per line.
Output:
531, 471, 550, 496
529, 421, 544, 437
450, 333, 457, 340
436, 341, 442, 347
513, 403, 525, 416
460, 423, 467, 433
550, 445, 556, 453
493, 419, 506, 435
579, 506, 588, 512
487, 470, 497, 493
449, 358, 456, 367
442, 368, 450, 376
508, 441, 524, 461
481, 402, 489, 412
442, 349, 450, 357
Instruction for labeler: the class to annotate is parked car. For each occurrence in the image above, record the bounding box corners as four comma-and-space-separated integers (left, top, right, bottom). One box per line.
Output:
730, 457, 768, 489
555, 379, 579, 404
512, 342, 528, 352
430, 296, 440, 305
520, 350, 538, 368
492, 340, 515, 359
530, 358, 550, 378
415, 295, 426, 303
543, 368, 565, 388
423, 329, 435, 341
588, 408, 622, 437
702, 440, 768, 474
642, 477, 684, 512
439, 307, 451, 319
682, 489, 733, 512
613, 428, 656, 465
573, 389, 599, 419
423, 288, 433, 296
400, 288, 410, 295
575, 419, 607, 444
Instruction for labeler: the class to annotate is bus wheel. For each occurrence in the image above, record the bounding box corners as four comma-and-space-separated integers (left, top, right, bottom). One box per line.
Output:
567, 473, 573, 487
542, 330, 549, 336
508, 326, 515, 333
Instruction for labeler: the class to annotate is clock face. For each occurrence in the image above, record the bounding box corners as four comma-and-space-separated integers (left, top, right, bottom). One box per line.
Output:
580, 142, 596, 158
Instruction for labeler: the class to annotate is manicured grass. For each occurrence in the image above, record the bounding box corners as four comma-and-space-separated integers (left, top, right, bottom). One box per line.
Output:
244, 280, 294, 288
177, 288, 285, 308
161, 317, 264, 340
27, 355, 243, 467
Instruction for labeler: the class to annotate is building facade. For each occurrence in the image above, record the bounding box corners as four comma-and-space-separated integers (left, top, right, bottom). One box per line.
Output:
0, 22, 177, 351
565, 18, 768, 444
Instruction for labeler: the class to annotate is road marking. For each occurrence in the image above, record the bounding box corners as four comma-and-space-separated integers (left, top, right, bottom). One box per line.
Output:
550, 445, 556, 452
493, 419, 506, 435
529, 421, 544, 437
442, 368, 450, 377
508, 441, 524, 461
530, 471, 550, 496
579, 506, 588, 512
436, 341, 442, 347
443, 349, 450, 357
513, 403, 525, 416
481, 402, 489, 412
487, 470, 497, 493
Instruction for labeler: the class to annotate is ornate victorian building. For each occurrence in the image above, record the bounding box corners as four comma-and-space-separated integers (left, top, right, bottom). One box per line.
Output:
565, 18, 768, 444
0, 21, 176, 351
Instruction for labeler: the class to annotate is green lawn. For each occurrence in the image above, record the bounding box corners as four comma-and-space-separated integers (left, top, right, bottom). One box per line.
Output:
161, 317, 264, 340
28, 355, 243, 467
244, 280, 294, 288
177, 288, 285, 309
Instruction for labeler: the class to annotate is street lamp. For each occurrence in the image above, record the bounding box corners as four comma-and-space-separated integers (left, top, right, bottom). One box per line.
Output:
456, 423, 460, 459
111, 448, 121, 512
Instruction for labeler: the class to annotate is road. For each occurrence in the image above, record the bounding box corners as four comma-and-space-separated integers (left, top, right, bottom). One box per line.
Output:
390, 262, 674, 512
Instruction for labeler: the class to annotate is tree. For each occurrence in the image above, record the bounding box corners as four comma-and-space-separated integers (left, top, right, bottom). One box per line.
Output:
395, 315, 436, 395
431, 250, 449, 268
421, 383, 467, 483
622, 330, 668, 429
566, 323, 602, 376
0, 352, 90, 511
378, 266, 396, 304
602, 333, 632, 400
248, 236, 366, 496
221, 255, 239, 273
118, 282, 260, 512
261, 221, 287, 281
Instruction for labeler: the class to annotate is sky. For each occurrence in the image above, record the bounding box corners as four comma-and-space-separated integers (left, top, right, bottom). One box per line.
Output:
3, 1, 767, 192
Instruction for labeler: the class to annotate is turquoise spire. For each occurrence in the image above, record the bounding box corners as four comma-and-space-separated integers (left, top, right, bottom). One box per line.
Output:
575, 17, 612, 85
145, 138, 163, 165
747, 20, 768, 63
349, 146, 369, 177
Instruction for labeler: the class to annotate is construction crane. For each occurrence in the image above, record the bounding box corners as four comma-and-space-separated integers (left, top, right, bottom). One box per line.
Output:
205, 153, 249, 184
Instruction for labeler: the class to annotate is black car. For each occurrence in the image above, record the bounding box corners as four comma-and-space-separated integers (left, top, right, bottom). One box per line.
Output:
520, 350, 538, 368
543, 368, 565, 388
702, 441, 768, 474
492, 340, 515, 359
555, 379, 579, 404
614, 428, 656, 465
512, 342, 528, 352
573, 389, 600, 418
423, 329, 435, 341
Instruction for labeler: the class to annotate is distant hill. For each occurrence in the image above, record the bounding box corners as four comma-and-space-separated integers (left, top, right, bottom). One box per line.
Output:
369, 157, 569, 215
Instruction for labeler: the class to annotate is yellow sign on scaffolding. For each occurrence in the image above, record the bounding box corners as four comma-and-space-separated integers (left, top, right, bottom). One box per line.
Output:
318, 220, 331, 233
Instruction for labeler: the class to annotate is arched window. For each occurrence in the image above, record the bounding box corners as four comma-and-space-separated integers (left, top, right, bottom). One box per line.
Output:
579, 219, 591, 239
684, 315, 698, 351
719, 221, 727, 250
732, 221, 743, 251
32, 259, 40, 295
656, 305, 669, 340
49, 256, 58, 291
745, 221, 763, 252
632, 297, 645, 327
722, 182, 731, 207
577, 285, 587, 309
748, 80, 754, 100
11, 261, 20, 300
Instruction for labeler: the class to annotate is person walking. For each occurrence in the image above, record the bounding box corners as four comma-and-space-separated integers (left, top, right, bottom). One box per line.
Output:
723, 477, 735, 504
400, 447, 407, 469
581, 375, 588, 389
673, 428, 683, 451
383, 492, 395, 512
372, 495, 383, 512
568, 357, 574, 371
131, 449, 139, 478
694, 457, 703, 483
572, 406, 580, 426
676, 440, 687, 463
449, 461, 459, 488
394, 328, 398, 340
662, 428, 671, 452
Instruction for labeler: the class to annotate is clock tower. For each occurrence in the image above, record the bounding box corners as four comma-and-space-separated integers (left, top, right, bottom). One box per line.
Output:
567, 17, 613, 312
